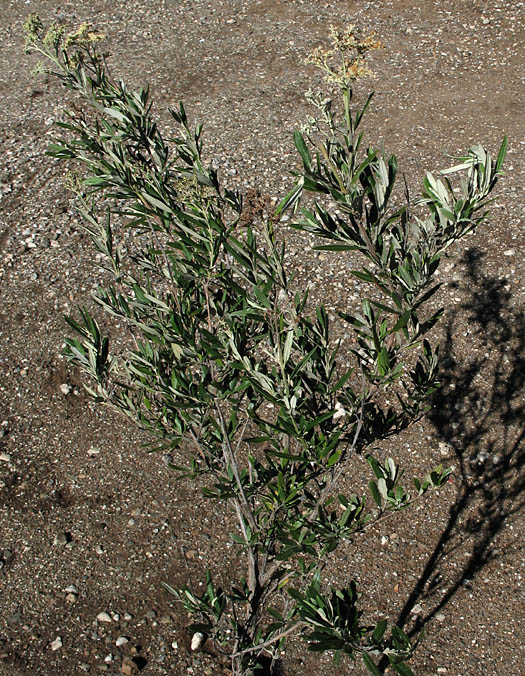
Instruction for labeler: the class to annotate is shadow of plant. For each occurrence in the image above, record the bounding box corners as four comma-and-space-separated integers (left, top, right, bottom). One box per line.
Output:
380, 247, 525, 669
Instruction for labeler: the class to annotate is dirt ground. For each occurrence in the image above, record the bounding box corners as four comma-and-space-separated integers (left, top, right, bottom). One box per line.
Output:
0, 1, 524, 674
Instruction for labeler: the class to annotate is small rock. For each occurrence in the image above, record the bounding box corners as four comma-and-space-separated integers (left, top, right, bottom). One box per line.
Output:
503, 248, 515, 256
0, 453, 11, 463
65, 585, 78, 594
159, 614, 171, 625
50, 636, 63, 651
476, 451, 489, 464
410, 603, 423, 616
87, 446, 100, 456
116, 636, 129, 647
104, 654, 114, 663
438, 441, 451, 457
97, 611, 112, 623
436, 613, 446, 622
381, 535, 388, 545
65, 593, 77, 604
123, 612, 133, 621
127, 518, 136, 526
171, 641, 178, 652
191, 631, 205, 651
60, 383, 73, 395
95, 544, 104, 555
145, 609, 157, 620
121, 658, 137, 675
54, 532, 70, 546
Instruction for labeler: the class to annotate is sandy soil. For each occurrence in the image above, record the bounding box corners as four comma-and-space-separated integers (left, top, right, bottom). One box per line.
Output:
0, 1, 524, 674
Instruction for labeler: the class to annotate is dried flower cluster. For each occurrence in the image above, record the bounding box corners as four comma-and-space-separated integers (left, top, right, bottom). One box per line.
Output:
305, 24, 383, 86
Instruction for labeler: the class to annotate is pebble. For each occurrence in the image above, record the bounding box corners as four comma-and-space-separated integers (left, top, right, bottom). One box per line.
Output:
410, 603, 423, 616
60, 383, 73, 395
503, 248, 515, 256
65, 593, 78, 604
50, 636, 63, 651
121, 658, 137, 675
438, 441, 451, 457
145, 609, 157, 620
436, 613, 446, 622
0, 453, 11, 463
127, 518, 136, 526
95, 544, 104, 555
54, 532, 70, 546
191, 631, 205, 651
97, 611, 112, 623
116, 636, 129, 647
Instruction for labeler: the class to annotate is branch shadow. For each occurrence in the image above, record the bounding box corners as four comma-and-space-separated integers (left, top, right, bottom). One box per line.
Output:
379, 247, 525, 670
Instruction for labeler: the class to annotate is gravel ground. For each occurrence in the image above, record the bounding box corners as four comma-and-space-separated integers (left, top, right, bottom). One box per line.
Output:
0, 1, 524, 675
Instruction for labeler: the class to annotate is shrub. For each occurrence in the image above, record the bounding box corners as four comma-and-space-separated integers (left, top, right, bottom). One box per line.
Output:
25, 16, 506, 676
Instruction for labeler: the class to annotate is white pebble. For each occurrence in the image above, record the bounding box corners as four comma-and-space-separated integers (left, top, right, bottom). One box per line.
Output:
116, 636, 128, 647
50, 636, 62, 651
96, 611, 112, 623
191, 632, 205, 651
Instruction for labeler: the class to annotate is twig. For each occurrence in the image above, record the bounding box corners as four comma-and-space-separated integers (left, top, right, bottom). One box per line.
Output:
230, 621, 306, 658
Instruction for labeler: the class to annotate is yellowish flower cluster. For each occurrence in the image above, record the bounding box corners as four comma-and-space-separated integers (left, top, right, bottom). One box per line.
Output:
305, 24, 383, 87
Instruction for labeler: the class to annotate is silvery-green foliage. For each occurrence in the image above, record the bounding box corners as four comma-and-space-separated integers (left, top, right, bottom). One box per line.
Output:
25, 16, 506, 676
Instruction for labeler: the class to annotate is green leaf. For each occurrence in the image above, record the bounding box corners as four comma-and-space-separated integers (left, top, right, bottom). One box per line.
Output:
283, 329, 294, 364
362, 652, 381, 675
495, 135, 508, 173
369, 480, 382, 507
294, 130, 312, 168
372, 618, 387, 643
366, 455, 384, 480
